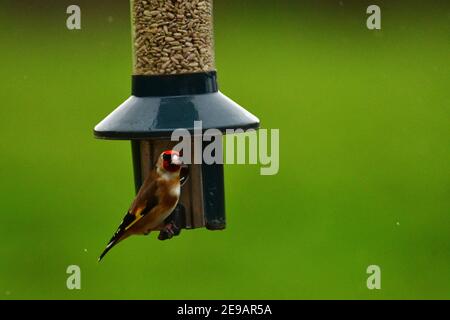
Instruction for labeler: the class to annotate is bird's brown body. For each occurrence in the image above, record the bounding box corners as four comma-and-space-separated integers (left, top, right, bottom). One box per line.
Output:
99, 150, 184, 261
126, 169, 180, 236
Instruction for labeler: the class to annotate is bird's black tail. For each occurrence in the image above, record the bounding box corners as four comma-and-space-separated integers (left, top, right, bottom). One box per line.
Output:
98, 211, 138, 261
98, 239, 119, 262
98, 223, 127, 262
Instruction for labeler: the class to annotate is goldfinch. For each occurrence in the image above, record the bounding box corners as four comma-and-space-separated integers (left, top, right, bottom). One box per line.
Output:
99, 150, 185, 261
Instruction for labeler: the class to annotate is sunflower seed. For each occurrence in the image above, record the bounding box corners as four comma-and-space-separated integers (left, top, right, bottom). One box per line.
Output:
132, 0, 215, 75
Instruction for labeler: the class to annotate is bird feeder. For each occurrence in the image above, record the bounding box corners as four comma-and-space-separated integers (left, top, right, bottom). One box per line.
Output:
94, 0, 259, 239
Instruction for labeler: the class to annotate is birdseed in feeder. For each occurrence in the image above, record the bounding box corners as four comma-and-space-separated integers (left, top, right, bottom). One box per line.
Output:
132, 0, 216, 75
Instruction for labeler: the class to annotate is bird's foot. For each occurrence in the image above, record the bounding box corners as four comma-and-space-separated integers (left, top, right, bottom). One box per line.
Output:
158, 204, 185, 241
158, 222, 181, 241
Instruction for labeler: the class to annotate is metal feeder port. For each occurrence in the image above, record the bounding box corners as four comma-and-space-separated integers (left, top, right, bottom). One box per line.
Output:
94, 0, 259, 238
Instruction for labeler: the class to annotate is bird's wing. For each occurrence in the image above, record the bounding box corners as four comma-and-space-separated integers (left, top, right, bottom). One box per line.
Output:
99, 173, 160, 261
116, 174, 160, 236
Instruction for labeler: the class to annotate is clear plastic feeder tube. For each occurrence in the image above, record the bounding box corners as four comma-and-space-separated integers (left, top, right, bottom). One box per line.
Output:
131, 0, 216, 76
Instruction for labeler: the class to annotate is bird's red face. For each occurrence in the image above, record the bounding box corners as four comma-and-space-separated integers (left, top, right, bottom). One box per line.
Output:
161, 150, 183, 173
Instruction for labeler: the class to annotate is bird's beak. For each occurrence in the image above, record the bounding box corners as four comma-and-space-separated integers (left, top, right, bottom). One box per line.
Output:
171, 154, 183, 166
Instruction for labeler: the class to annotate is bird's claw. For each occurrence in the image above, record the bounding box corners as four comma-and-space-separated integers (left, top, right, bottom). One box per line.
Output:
158, 204, 185, 241
158, 222, 181, 241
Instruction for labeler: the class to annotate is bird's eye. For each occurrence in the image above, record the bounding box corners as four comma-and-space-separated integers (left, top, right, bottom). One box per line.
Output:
163, 153, 171, 161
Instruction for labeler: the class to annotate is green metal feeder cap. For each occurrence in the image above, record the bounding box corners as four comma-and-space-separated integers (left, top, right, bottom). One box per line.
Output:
94, 72, 260, 140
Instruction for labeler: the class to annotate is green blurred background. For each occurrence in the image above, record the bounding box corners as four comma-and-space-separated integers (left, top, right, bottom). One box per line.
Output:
0, 0, 449, 299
